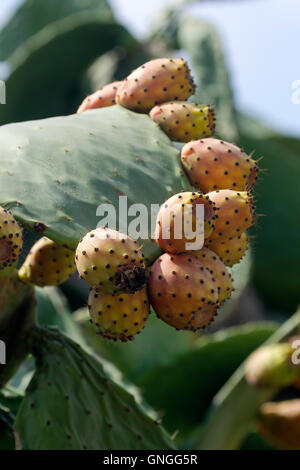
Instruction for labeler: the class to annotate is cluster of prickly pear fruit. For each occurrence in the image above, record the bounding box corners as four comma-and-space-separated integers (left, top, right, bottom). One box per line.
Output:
148, 183, 255, 330
76, 58, 215, 143
74, 56, 259, 339
75, 227, 148, 342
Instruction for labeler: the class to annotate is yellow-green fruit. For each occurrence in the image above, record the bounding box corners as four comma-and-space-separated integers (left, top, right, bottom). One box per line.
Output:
18, 237, 76, 286
206, 190, 254, 240
245, 343, 300, 388
150, 102, 215, 142
193, 247, 233, 304
0, 206, 23, 270
154, 192, 217, 254
75, 228, 146, 293
206, 233, 248, 267
116, 58, 196, 113
257, 400, 300, 450
88, 288, 150, 342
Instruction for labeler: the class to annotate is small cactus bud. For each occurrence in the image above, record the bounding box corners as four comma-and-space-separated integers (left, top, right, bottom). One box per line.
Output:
245, 343, 300, 389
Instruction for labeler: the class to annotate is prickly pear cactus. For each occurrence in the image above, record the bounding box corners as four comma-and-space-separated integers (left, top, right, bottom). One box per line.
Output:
15, 327, 175, 450
0, 106, 191, 262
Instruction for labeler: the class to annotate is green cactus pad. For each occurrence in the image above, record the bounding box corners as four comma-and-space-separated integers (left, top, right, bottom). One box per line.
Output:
0, 106, 191, 262
15, 327, 175, 450
0, 0, 114, 62
0, 16, 134, 124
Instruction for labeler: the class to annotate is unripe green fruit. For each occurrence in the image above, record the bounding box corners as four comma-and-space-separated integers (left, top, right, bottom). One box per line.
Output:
245, 343, 300, 389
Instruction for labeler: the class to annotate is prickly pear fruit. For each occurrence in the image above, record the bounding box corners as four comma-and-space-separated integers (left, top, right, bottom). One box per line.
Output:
75, 228, 146, 293
150, 102, 215, 142
154, 192, 217, 254
181, 138, 259, 192
18, 237, 76, 287
116, 58, 196, 113
77, 81, 122, 113
0, 207, 23, 271
148, 252, 218, 330
257, 399, 300, 450
188, 303, 218, 331
206, 233, 247, 267
193, 247, 233, 304
206, 190, 254, 240
245, 343, 300, 389
88, 287, 149, 342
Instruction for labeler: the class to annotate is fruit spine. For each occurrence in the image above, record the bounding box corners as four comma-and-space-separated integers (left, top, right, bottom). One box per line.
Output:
181, 138, 258, 192
116, 58, 196, 113
88, 288, 149, 342
18, 237, 76, 286
154, 192, 217, 254
148, 252, 218, 331
75, 228, 146, 293
77, 81, 122, 113
150, 102, 215, 142
0, 206, 23, 270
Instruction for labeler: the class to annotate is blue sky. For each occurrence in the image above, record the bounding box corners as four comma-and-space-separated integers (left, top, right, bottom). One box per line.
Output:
1, 0, 299, 137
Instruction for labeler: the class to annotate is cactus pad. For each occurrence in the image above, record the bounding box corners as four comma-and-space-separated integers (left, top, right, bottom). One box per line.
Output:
15, 327, 175, 450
